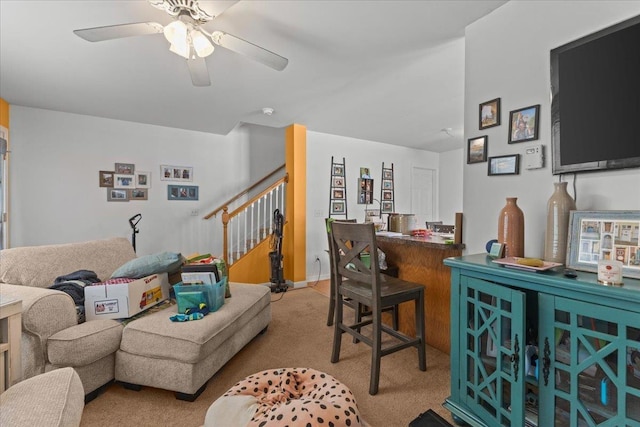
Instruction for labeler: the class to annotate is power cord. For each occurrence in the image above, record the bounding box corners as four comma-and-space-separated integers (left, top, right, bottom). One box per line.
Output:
308, 257, 322, 287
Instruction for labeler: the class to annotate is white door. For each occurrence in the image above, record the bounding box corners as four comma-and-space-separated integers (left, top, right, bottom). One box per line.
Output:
411, 167, 435, 228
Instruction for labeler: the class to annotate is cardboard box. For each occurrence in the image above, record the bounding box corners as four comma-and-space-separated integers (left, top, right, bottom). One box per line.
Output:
85, 273, 170, 321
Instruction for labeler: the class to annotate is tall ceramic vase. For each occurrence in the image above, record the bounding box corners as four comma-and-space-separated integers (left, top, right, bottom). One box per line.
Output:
498, 197, 525, 258
544, 182, 576, 264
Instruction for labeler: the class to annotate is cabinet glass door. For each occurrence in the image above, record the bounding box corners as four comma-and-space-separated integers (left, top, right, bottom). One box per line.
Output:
540, 295, 640, 426
461, 276, 526, 426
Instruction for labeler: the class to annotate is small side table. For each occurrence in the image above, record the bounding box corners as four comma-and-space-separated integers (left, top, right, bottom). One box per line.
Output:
0, 296, 22, 393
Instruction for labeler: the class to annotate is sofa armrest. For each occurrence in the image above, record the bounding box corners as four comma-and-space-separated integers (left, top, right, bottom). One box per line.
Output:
0, 283, 77, 378
0, 367, 84, 427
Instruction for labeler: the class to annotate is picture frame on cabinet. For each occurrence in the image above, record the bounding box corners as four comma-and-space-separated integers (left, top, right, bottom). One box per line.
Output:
99, 171, 114, 188
467, 135, 488, 164
567, 210, 640, 279
479, 98, 501, 130
107, 189, 129, 202
488, 154, 519, 176
508, 104, 540, 143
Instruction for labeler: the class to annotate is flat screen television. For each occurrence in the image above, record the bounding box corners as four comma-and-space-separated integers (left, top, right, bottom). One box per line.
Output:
550, 14, 640, 175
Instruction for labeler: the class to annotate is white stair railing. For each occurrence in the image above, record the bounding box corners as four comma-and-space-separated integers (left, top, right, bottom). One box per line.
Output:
223, 177, 287, 265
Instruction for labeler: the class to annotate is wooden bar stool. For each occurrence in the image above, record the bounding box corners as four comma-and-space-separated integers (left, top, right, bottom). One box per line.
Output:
329, 221, 426, 395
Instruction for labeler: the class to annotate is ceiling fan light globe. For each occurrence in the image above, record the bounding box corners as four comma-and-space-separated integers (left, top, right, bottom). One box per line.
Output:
169, 40, 190, 59
191, 30, 214, 57
163, 20, 188, 44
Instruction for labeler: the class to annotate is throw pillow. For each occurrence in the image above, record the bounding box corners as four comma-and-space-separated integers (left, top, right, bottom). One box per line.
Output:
111, 252, 184, 279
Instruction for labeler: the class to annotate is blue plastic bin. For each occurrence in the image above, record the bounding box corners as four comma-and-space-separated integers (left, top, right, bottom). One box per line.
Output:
174, 277, 225, 314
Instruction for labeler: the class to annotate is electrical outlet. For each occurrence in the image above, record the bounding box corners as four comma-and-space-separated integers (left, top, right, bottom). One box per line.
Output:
190, 209, 199, 216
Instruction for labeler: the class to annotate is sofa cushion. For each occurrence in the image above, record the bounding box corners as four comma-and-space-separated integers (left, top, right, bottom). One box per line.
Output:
48, 320, 123, 366
0, 237, 136, 288
120, 283, 270, 364
0, 367, 84, 427
110, 252, 184, 279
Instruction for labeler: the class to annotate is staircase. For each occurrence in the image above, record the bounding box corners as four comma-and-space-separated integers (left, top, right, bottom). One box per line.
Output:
204, 165, 287, 268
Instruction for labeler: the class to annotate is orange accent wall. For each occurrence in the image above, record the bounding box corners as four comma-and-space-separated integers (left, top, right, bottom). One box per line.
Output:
228, 123, 306, 285
283, 124, 307, 283
0, 98, 9, 129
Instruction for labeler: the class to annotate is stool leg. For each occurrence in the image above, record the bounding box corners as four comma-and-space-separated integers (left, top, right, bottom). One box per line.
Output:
392, 305, 399, 331
331, 294, 344, 363
369, 309, 382, 395
327, 290, 336, 326
416, 291, 426, 371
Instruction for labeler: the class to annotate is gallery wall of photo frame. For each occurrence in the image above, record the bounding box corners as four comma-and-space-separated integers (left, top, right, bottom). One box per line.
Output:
99, 163, 199, 202
471, 97, 543, 177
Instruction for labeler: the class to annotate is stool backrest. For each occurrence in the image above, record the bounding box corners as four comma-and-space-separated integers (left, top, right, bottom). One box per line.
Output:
329, 221, 381, 299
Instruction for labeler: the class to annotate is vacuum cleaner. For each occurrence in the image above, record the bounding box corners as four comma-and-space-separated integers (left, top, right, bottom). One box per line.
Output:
269, 209, 287, 293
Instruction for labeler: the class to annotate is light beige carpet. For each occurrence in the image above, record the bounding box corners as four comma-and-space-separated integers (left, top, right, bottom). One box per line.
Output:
80, 286, 453, 427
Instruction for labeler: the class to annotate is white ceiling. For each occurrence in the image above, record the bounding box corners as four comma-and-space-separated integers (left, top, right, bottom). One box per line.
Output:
0, 0, 507, 152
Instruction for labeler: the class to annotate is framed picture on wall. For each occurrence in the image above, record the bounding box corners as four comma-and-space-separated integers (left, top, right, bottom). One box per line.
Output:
99, 171, 114, 188
332, 164, 344, 176
488, 154, 519, 176
160, 165, 193, 182
107, 189, 129, 202
508, 104, 540, 143
479, 98, 501, 130
113, 174, 135, 189
130, 189, 148, 200
381, 201, 394, 213
467, 135, 488, 164
332, 176, 345, 188
115, 163, 135, 175
135, 171, 151, 188
333, 189, 345, 199
167, 185, 199, 200
331, 200, 345, 214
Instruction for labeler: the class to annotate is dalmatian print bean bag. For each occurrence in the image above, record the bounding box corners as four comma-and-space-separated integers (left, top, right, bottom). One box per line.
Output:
205, 367, 362, 427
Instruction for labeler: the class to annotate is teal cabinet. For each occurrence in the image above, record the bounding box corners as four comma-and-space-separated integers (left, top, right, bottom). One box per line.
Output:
444, 254, 640, 427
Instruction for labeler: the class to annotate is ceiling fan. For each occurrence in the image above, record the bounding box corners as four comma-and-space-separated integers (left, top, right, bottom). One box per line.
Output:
73, 0, 288, 87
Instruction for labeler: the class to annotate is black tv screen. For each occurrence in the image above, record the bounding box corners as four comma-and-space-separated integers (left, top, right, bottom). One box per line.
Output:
550, 15, 640, 174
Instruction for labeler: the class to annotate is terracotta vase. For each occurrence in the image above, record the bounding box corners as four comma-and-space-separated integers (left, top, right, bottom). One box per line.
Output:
544, 182, 576, 264
498, 197, 525, 258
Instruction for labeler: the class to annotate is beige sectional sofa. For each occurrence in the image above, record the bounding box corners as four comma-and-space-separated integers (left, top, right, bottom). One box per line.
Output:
0, 237, 271, 402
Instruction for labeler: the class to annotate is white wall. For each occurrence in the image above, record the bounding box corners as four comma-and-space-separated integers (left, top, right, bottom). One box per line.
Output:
463, 1, 640, 256
9, 106, 250, 257
245, 123, 285, 183
9, 107, 462, 280
438, 148, 464, 225
306, 130, 442, 281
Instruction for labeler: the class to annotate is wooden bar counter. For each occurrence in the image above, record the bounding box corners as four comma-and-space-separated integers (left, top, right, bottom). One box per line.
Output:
376, 233, 464, 355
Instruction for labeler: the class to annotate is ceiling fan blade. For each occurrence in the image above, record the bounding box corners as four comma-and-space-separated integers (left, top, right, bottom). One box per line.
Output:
211, 31, 288, 71
187, 57, 211, 87
74, 22, 164, 42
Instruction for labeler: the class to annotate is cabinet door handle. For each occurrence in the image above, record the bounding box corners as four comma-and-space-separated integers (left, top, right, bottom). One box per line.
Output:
543, 337, 551, 386
511, 334, 520, 381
